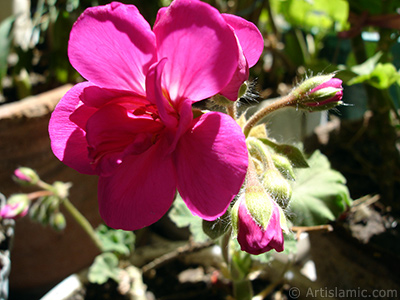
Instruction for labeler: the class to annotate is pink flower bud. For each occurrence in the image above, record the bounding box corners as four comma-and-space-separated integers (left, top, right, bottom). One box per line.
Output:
0, 194, 29, 219
13, 167, 39, 186
231, 190, 284, 255
292, 75, 344, 111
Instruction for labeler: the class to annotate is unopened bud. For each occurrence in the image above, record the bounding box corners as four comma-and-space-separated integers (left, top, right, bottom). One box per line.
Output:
0, 194, 29, 219
50, 212, 66, 231
30, 198, 50, 225
231, 171, 284, 255
13, 167, 39, 186
271, 153, 295, 180
262, 169, 292, 209
292, 74, 334, 97
291, 74, 343, 111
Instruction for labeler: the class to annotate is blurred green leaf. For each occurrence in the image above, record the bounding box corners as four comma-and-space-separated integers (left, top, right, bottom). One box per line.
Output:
275, 0, 349, 33
0, 16, 14, 91
96, 224, 135, 256
88, 253, 121, 285
350, 51, 383, 76
289, 151, 352, 226
169, 193, 209, 243
349, 62, 400, 89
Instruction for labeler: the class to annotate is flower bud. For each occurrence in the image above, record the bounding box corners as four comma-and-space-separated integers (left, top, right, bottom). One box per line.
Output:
291, 75, 343, 111
231, 187, 284, 255
29, 198, 50, 225
271, 153, 295, 180
0, 194, 29, 219
262, 168, 292, 209
50, 212, 66, 231
13, 167, 39, 186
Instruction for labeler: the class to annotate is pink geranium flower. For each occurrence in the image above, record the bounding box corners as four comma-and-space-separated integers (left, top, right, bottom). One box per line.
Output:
49, 0, 251, 230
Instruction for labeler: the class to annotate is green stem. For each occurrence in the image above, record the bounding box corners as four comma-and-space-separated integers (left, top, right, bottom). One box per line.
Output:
233, 279, 254, 300
62, 198, 103, 252
243, 94, 296, 137
220, 227, 232, 265
36, 179, 55, 192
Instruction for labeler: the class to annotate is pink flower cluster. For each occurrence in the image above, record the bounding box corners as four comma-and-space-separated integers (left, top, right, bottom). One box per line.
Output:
49, 0, 264, 230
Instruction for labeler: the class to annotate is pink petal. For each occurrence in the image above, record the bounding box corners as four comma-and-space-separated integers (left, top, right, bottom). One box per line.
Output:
49, 82, 97, 175
68, 2, 156, 94
85, 101, 164, 176
223, 14, 264, 67
154, 0, 239, 103
310, 78, 343, 92
146, 59, 178, 129
219, 44, 249, 101
98, 139, 177, 230
175, 112, 248, 220
82, 85, 147, 108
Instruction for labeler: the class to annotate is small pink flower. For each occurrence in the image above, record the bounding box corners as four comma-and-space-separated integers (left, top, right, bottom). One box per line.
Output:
232, 193, 284, 255
49, 1, 250, 230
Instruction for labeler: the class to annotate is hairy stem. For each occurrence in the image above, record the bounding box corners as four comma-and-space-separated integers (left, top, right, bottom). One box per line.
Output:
243, 94, 296, 137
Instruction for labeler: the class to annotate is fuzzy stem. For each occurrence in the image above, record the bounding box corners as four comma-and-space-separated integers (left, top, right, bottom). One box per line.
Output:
243, 94, 296, 137
61, 198, 103, 252
226, 103, 237, 119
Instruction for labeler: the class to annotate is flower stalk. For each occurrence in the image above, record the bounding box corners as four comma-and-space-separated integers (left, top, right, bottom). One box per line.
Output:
61, 197, 103, 251
243, 94, 296, 137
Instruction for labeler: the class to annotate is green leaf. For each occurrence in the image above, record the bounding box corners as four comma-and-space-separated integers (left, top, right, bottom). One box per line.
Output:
350, 52, 383, 76
96, 224, 135, 256
168, 193, 209, 243
289, 151, 352, 226
88, 253, 121, 285
259, 138, 309, 168
349, 62, 400, 89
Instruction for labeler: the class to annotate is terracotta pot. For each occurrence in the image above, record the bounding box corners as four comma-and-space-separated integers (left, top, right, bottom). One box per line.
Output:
0, 85, 103, 298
